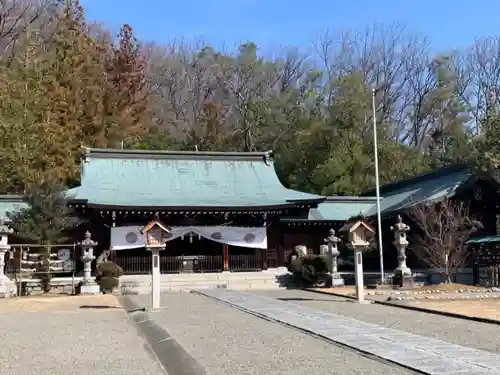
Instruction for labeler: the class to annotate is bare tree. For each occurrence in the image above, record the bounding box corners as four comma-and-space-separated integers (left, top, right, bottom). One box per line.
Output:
457, 37, 500, 134
0, 0, 62, 59
408, 200, 482, 283
314, 23, 433, 146
144, 39, 310, 151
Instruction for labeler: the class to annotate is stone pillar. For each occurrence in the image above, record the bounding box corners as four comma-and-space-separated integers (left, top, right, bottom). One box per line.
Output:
147, 247, 162, 309
0, 220, 16, 298
295, 245, 307, 257
324, 229, 344, 286
79, 231, 100, 294
391, 215, 412, 287
352, 247, 365, 302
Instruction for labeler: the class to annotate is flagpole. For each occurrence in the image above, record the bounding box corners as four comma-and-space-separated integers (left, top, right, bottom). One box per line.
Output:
372, 88, 385, 284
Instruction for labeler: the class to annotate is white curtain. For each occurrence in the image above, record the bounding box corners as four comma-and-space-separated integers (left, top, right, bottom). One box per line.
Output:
110, 225, 267, 250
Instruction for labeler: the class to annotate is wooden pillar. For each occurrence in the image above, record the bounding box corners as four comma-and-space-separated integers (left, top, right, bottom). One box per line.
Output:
223, 244, 229, 271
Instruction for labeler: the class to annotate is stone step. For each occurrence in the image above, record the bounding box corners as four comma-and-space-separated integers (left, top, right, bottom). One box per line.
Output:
120, 272, 282, 283
120, 280, 285, 294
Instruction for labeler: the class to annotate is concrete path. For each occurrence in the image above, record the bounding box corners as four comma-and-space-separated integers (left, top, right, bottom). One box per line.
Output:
196, 289, 500, 375
129, 292, 414, 375
0, 295, 166, 375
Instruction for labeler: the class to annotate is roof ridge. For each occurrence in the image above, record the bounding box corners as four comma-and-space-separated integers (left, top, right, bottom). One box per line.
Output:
82, 147, 274, 162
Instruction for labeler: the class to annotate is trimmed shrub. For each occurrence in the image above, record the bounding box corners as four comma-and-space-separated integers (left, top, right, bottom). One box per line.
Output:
97, 261, 124, 278
99, 276, 120, 293
96, 262, 123, 293
300, 255, 329, 284
289, 254, 329, 285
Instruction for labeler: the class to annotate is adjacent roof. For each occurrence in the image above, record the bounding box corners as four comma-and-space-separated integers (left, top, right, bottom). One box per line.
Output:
68, 148, 325, 209
0, 195, 28, 222
308, 197, 377, 221
281, 196, 377, 222
360, 166, 472, 217
466, 235, 500, 244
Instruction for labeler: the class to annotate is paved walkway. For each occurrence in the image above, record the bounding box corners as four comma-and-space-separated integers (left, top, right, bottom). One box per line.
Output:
196, 289, 500, 375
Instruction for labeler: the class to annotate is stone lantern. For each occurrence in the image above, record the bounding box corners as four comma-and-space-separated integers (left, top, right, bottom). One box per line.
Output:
324, 229, 343, 286
391, 215, 412, 287
339, 220, 375, 303
0, 219, 16, 298
141, 219, 171, 308
79, 231, 99, 294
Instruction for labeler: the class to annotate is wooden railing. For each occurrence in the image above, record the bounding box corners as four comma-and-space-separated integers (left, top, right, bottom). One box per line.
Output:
229, 253, 263, 272
160, 255, 223, 274
115, 254, 225, 274
115, 255, 151, 274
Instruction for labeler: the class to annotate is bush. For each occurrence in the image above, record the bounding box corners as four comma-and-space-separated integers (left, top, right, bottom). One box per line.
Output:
288, 254, 329, 285
300, 255, 329, 284
97, 262, 124, 278
99, 276, 120, 293
96, 262, 123, 293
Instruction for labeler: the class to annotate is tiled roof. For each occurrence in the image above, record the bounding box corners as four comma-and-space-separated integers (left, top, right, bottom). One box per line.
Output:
466, 235, 500, 244
281, 196, 377, 222
0, 195, 28, 222
68, 148, 324, 209
362, 167, 471, 217
309, 197, 377, 221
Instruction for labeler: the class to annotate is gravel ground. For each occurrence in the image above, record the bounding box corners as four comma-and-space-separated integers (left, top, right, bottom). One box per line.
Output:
0, 308, 165, 375
131, 292, 414, 375
252, 289, 500, 353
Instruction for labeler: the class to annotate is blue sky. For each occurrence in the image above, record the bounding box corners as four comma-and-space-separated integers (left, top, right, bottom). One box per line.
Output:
81, 0, 500, 54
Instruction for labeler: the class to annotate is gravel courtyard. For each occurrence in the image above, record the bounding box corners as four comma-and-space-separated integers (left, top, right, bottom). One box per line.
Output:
131, 292, 414, 375
0, 295, 165, 375
252, 289, 500, 354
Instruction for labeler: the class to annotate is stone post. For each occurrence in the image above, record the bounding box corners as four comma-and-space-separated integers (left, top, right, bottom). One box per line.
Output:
391, 215, 412, 287
0, 219, 16, 298
324, 229, 344, 286
147, 247, 162, 309
79, 231, 100, 294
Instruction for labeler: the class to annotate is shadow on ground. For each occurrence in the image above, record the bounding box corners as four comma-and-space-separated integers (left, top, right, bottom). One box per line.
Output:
79, 305, 120, 310
276, 297, 343, 302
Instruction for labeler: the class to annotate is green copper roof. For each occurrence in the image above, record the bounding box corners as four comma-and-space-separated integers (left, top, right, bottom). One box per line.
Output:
69, 148, 324, 209
363, 167, 471, 217
466, 235, 500, 244
309, 197, 377, 221
281, 196, 377, 222
0, 195, 28, 222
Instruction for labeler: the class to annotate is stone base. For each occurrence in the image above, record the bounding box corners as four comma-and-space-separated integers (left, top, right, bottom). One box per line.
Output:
331, 276, 345, 287
0, 276, 17, 298
79, 284, 101, 295
350, 299, 373, 304
392, 274, 414, 288
326, 274, 345, 287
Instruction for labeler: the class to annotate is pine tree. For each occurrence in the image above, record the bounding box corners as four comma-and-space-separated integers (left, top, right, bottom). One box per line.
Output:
8, 181, 79, 293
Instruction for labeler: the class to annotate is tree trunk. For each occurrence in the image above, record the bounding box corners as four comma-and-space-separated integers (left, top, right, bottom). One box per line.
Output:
444, 251, 450, 284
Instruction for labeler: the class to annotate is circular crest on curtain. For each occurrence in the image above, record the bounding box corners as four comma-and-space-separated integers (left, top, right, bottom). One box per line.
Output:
211, 232, 222, 240
244, 233, 256, 243
125, 232, 138, 244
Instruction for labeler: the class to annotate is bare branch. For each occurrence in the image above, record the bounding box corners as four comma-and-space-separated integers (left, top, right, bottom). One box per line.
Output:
408, 200, 482, 282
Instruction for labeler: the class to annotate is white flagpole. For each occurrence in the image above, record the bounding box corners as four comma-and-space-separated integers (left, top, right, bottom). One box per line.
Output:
372, 88, 385, 284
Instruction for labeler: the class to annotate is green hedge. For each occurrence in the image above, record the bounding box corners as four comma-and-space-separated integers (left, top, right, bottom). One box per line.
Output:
288, 254, 329, 285
96, 262, 123, 293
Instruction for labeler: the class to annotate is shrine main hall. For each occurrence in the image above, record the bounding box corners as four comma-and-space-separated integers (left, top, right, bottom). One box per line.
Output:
1, 147, 498, 275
